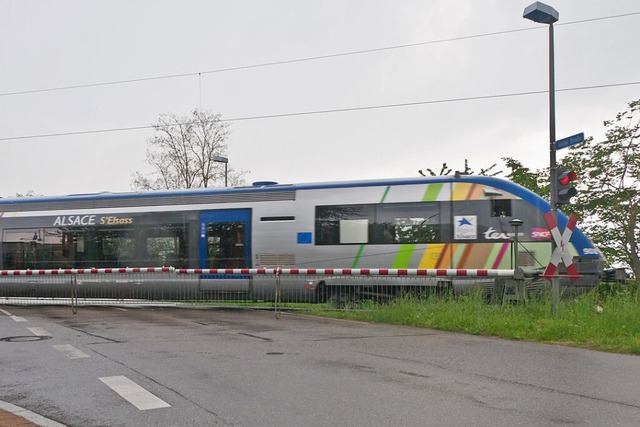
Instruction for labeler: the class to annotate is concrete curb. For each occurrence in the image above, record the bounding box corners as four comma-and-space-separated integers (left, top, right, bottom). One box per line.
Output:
0, 401, 65, 427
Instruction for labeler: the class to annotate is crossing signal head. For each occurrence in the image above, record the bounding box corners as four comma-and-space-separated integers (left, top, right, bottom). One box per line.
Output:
558, 170, 577, 186
556, 170, 578, 205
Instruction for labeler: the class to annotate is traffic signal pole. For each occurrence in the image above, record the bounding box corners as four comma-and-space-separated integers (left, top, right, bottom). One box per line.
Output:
548, 22, 557, 214
524, 1, 562, 316
548, 22, 560, 316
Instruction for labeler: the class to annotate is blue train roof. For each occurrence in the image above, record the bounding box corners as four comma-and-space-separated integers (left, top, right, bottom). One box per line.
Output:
0, 175, 541, 204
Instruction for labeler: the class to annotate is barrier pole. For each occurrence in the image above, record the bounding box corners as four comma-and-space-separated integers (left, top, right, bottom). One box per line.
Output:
71, 275, 78, 314
274, 267, 282, 319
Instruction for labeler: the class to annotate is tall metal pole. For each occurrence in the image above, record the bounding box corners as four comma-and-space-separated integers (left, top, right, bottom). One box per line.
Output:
548, 23, 560, 316
549, 23, 557, 212
523, 1, 560, 315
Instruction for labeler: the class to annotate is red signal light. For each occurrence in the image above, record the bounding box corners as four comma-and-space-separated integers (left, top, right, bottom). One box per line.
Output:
558, 171, 577, 186
556, 170, 578, 205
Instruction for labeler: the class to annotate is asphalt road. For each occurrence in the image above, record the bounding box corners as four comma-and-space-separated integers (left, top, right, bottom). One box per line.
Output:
1, 304, 640, 427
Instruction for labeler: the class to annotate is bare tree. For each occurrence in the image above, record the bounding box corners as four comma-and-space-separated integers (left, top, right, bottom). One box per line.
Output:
133, 109, 246, 190
418, 159, 500, 177
11, 190, 38, 198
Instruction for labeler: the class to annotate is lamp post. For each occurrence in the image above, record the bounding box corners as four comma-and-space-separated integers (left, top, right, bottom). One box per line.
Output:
523, 1, 560, 315
509, 218, 524, 270
212, 156, 229, 187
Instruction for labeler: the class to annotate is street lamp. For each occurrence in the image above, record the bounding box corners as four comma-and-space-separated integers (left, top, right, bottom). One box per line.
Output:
212, 156, 228, 187
523, 1, 560, 315
509, 218, 524, 270
523, 2, 559, 209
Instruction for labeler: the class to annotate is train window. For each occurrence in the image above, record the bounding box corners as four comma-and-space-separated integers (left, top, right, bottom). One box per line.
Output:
205, 222, 247, 268
99, 231, 135, 266
147, 237, 179, 266
376, 203, 441, 244
1, 220, 189, 269
315, 205, 374, 245
144, 224, 188, 267
395, 218, 438, 243
340, 219, 369, 244
491, 200, 512, 217
2, 229, 41, 269
315, 202, 442, 245
2, 228, 70, 269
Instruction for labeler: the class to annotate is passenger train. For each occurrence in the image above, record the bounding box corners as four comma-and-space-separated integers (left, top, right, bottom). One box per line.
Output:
0, 176, 604, 301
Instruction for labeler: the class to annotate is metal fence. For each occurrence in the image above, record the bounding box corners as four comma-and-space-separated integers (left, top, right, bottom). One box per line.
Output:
0, 267, 522, 312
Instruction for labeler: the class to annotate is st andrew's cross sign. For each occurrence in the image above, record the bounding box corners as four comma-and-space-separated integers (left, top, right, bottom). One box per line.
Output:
542, 212, 580, 279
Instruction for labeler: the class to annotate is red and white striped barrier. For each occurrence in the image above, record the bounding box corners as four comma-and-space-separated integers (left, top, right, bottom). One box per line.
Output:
175, 268, 515, 277
0, 267, 174, 276
0, 267, 516, 278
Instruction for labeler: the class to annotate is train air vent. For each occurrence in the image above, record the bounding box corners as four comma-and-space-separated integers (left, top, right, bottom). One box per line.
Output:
257, 253, 295, 267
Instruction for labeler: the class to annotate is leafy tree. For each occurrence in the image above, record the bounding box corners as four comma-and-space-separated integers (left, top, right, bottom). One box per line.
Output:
132, 109, 247, 190
501, 157, 548, 199
562, 100, 640, 278
417, 98, 640, 278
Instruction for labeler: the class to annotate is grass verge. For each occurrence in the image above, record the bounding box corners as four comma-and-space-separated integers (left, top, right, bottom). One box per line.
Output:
307, 281, 640, 355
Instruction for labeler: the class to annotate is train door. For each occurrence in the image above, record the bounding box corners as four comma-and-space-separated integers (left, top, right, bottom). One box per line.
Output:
198, 209, 252, 298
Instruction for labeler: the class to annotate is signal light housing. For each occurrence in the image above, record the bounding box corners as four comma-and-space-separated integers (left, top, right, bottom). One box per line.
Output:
556, 170, 578, 205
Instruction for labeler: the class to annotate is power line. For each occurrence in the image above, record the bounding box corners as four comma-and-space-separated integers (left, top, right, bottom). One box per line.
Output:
226, 81, 640, 122
1, 11, 638, 98
0, 124, 155, 141
1, 80, 638, 142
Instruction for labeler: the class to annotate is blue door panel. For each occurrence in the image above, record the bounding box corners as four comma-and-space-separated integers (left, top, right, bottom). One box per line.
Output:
199, 209, 251, 269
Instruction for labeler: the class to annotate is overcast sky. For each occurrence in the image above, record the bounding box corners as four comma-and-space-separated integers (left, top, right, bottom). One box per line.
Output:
1, 0, 638, 197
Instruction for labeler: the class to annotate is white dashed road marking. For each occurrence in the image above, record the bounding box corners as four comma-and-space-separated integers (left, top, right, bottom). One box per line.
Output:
0, 308, 27, 322
99, 376, 171, 410
53, 344, 91, 359
27, 327, 51, 336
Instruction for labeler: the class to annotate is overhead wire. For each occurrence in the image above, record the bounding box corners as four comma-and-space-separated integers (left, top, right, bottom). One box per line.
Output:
0, 11, 638, 98
0, 10, 638, 142
1, 80, 638, 142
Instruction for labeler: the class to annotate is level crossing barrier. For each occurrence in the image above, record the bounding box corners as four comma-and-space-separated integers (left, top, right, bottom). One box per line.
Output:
0, 267, 522, 314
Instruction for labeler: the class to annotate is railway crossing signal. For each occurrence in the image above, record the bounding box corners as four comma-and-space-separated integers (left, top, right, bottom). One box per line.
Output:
543, 211, 579, 279
556, 169, 578, 205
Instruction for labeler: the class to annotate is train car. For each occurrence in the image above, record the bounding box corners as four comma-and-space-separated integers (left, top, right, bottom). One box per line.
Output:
0, 175, 604, 301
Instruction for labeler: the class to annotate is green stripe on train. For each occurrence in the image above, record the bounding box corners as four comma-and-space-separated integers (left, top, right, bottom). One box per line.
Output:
423, 182, 443, 202
393, 244, 416, 269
